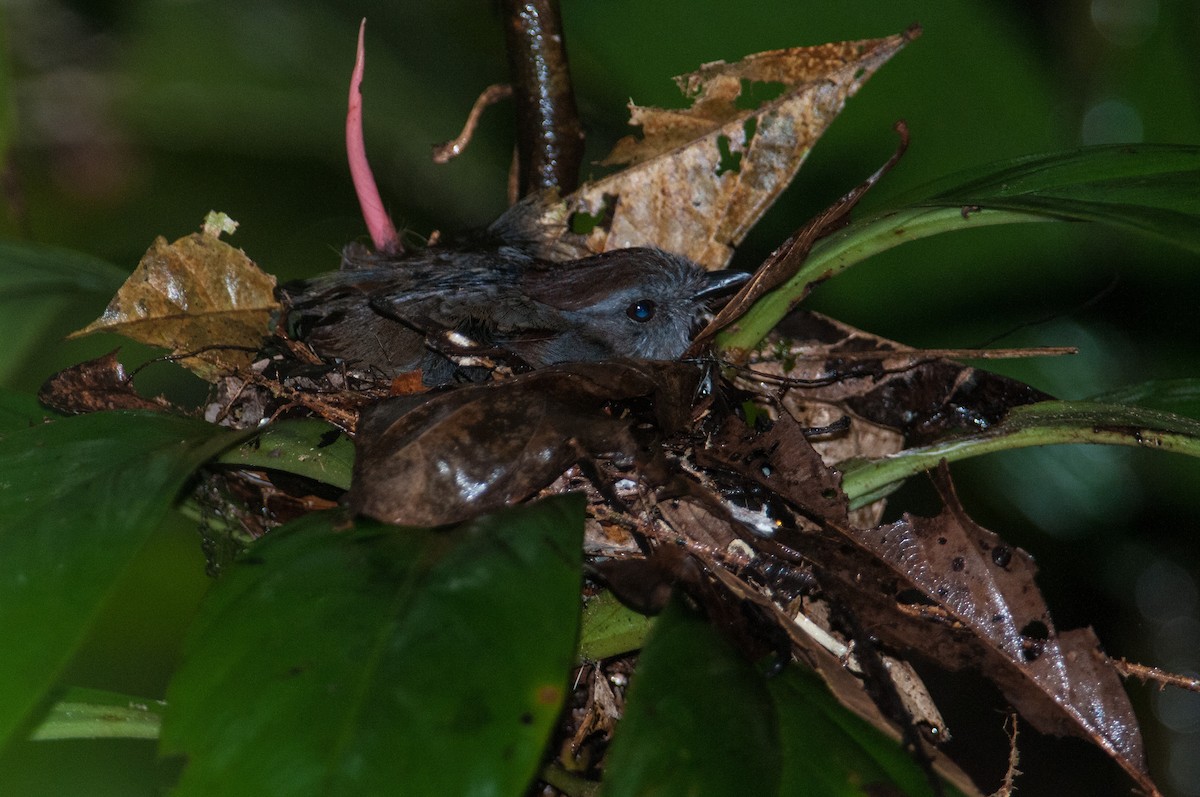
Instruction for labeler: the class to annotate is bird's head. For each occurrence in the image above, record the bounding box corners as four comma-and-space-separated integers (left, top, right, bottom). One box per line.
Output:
521, 248, 747, 363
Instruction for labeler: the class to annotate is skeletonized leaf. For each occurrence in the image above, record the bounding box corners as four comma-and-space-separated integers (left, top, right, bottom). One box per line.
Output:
71, 220, 279, 380
511, 28, 918, 270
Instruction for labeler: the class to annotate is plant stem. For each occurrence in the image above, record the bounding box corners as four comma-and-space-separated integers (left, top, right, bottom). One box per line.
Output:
501, 0, 585, 197
716, 206, 1045, 356
29, 688, 163, 741
840, 400, 1200, 508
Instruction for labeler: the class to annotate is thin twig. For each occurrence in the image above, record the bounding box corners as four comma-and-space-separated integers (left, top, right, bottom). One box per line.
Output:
987, 713, 1022, 797
432, 83, 514, 164
750, 346, 1079, 363
1110, 657, 1200, 692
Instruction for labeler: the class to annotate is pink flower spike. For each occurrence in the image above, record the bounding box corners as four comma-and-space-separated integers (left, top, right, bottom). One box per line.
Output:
347, 19, 401, 254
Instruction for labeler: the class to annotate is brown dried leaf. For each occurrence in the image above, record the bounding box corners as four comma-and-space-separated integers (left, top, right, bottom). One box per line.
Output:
518, 27, 918, 269
569, 665, 622, 754
745, 311, 1052, 445
71, 223, 279, 381
854, 498, 1157, 796
350, 361, 701, 526
37, 350, 172, 415
700, 412, 849, 527
717, 442, 1157, 795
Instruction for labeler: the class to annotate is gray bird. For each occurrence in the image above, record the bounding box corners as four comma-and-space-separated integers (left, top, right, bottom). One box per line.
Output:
283, 245, 747, 384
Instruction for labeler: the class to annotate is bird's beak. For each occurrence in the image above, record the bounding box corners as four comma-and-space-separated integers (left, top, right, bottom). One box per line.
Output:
694, 269, 750, 301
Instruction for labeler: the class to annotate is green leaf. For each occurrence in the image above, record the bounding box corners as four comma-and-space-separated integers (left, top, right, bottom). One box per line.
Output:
162, 496, 585, 797
0, 389, 54, 433
0, 241, 128, 297
1087, 378, 1200, 421
213, 418, 354, 490
600, 597, 781, 797
599, 597, 970, 797
909, 144, 1200, 239
0, 241, 128, 384
578, 589, 653, 663
770, 667, 969, 797
0, 411, 244, 750
29, 687, 164, 741
719, 144, 1200, 352
840, 400, 1200, 508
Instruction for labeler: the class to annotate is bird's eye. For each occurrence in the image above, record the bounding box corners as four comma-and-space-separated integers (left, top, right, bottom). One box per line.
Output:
626, 300, 657, 322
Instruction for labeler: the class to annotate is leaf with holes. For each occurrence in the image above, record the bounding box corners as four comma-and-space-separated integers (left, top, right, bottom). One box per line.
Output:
512, 27, 918, 270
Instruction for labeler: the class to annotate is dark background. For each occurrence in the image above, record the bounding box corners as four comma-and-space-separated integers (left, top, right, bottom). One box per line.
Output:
1, 1, 1198, 795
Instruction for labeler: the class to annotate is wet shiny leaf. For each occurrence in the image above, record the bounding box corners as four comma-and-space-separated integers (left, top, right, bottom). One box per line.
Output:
350, 361, 700, 526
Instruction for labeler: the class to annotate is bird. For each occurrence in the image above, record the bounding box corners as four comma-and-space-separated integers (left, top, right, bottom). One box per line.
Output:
281, 244, 748, 385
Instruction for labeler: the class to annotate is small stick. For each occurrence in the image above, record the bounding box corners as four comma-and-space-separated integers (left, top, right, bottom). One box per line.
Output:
432, 83, 514, 164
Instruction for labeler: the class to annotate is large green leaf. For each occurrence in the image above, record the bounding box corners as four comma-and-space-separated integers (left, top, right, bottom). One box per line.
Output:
840, 400, 1200, 508
600, 597, 970, 796
720, 145, 1200, 352
0, 410, 243, 750
162, 496, 585, 797
600, 597, 781, 797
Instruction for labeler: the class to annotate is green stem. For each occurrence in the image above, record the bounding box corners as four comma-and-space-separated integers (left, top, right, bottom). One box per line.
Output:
716, 206, 1048, 354
840, 400, 1200, 509
540, 762, 601, 797
30, 688, 163, 741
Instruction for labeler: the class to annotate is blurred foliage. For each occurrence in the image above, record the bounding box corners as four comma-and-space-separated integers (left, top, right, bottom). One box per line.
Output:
0, 1, 1198, 795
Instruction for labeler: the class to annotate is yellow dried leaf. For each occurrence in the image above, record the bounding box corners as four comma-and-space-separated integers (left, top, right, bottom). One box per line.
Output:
527, 27, 918, 270
71, 225, 279, 380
